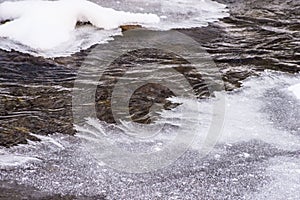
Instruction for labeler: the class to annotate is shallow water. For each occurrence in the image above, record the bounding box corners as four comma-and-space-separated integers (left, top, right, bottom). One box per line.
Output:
0, 0, 300, 199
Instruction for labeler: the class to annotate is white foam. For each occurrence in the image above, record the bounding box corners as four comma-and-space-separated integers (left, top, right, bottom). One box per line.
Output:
289, 83, 300, 100
0, 0, 228, 57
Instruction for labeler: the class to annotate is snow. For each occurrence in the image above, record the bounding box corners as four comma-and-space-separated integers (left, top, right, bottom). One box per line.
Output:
289, 83, 300, 100
0, 0, 229, 57
0, 0, 160, 50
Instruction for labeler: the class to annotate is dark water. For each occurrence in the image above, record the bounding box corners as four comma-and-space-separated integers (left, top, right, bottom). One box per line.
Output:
0, 0, 299, 199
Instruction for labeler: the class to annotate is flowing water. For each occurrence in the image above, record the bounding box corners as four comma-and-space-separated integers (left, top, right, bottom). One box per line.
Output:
0, 0, 300, 199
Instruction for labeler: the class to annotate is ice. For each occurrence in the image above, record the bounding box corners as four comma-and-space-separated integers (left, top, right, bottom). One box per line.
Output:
220, 72, 300, 151
251, 157, 300, 200
95, 0, 229, 30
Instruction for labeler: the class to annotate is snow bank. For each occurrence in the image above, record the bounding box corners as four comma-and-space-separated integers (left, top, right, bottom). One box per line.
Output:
0, 0, 160, 50
0, 0, 229, 57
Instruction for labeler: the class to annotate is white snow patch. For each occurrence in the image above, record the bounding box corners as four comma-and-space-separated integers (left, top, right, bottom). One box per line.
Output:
0, 0, 159, 56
